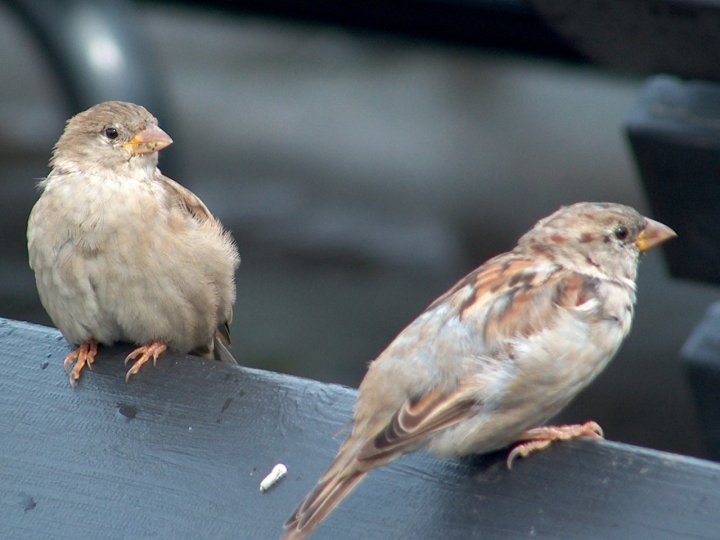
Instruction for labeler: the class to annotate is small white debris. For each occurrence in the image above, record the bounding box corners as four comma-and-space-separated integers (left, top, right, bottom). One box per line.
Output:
259, 463, 288, 493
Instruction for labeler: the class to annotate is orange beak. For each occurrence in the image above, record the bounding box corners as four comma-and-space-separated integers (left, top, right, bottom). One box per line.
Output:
635, 218, 677, 252
122, 124, 173, 155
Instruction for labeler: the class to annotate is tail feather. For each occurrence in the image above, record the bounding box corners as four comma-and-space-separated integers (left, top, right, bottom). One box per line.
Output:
281, 404, 417, 538
212, 331, 238, 365
282, 467, 368, 540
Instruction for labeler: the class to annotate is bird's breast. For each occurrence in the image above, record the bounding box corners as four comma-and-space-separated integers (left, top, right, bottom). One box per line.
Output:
41, 174, 160, 256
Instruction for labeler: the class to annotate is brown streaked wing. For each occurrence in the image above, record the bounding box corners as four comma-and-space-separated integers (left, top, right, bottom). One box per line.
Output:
356, 384, 479, 463
449, 256, 598, 351
156, 174, 214, 223
156, 174, 236, 356
423, 252, 510, 314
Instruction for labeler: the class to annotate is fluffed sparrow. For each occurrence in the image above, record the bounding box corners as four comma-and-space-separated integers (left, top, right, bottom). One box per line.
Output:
27, 101, 240, 385
282, 202, 676, 539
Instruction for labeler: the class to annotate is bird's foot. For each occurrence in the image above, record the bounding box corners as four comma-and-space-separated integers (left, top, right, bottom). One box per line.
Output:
124, 341, 168, 382
63, 339, 99, 387
506, 421, 604, 469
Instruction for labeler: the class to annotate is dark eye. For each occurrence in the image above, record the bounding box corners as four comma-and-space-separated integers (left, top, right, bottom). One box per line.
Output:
614, 225, 629, 240
104, 127, 118, 139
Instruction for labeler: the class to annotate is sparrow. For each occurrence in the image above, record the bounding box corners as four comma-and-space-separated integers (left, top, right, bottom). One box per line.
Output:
281, 202, 676, 540
27, 101, 240, 385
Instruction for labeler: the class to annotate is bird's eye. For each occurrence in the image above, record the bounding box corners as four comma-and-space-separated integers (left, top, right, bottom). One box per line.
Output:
614, 225, 629, 240
104, 127, 119, 140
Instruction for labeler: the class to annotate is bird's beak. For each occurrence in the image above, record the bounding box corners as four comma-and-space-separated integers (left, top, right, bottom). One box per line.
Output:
122, 125, 173, 155
635, 218, 677, 252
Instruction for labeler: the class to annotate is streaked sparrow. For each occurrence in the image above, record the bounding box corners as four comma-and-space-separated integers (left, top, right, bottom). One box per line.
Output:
282, 202, 676, 539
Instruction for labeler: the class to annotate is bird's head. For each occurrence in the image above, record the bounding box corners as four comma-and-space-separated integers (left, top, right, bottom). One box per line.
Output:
519, 202, 676, 282
51, 101, 173, 177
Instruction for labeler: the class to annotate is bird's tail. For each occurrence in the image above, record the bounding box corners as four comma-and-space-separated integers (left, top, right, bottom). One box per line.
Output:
212, 330, 238, 365
281, 441, 369, 540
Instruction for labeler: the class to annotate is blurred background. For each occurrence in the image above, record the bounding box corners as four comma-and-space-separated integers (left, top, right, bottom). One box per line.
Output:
1, 1, 719, 460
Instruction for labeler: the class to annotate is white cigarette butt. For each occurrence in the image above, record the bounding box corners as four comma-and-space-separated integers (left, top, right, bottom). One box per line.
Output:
260, 463, 288, 492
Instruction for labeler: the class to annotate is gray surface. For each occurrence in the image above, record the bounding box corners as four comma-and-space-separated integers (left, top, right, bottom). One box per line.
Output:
3, 317, 720, 540
682, 302, 720, 460
7, 0, 171, 116
532, 0, 720, 80
0, 3, 716, 459
627, 75, 720, 285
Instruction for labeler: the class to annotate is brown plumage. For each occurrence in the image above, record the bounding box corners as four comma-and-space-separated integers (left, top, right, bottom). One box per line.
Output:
282, 202, 675, 539
27, 101, 240, 385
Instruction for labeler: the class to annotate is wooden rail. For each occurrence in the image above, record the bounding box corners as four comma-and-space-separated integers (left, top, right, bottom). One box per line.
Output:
2, 317, 719, 539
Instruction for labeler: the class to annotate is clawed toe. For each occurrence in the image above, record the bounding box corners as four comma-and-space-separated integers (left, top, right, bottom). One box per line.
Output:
507, 421, 605, 469
124, 341, 168, 382
64, 339, 99, 387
